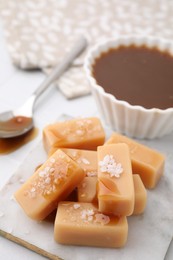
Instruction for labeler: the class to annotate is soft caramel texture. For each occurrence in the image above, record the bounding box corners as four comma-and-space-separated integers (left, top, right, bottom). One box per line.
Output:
61, 148, 97, 177
97, 143, 134, 216
14, 149, 85, 220
43, 117, 105, 154
133, 174, 147, 215
78, 177, 98, 203
49, 148, 98, 177
105, 133, 165, 188
54, 202, 128, 248
77, 175, 147, 215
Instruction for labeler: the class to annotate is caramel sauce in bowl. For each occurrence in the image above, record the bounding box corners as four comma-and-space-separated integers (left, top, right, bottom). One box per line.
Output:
84, 36, 173, 139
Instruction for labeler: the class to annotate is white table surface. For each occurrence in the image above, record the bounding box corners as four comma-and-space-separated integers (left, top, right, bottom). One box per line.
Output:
1, 22, 173, 260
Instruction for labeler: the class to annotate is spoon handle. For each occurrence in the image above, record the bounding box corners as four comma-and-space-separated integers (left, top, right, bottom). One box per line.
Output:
33, 36, 88, 99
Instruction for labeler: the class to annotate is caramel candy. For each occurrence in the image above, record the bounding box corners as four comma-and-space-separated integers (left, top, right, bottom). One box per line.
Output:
62, 148, 97, 177
105, 133, 165, 188
78, 177, 98, 203
98, 143, 134, 216
78, 175, 146, 215
43, 117, 105, 154
133, 174, 147, 215
54, 202, 128, 248
14, 149, 85, 220
49, 148, 98, 177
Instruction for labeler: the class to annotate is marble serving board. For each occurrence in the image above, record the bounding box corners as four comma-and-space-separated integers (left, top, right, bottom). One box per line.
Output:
0, 123, 173, 260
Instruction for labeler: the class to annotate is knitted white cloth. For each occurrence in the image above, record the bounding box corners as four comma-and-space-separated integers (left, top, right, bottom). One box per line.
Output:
1, 0, 173, 98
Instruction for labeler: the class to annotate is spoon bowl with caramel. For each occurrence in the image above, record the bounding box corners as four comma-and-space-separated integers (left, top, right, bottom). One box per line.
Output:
0, 36, 88, 138
85, 36, 173, 139
0, 110, 33, 138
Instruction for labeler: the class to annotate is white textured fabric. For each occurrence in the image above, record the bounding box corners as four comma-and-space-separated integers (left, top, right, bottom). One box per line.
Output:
1, 0, 173, 98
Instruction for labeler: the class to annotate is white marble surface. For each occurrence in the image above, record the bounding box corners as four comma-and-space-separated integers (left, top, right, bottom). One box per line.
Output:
0, 19, 173, 260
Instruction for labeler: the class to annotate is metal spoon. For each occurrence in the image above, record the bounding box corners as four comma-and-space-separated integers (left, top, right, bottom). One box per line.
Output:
0, 36, 87, 138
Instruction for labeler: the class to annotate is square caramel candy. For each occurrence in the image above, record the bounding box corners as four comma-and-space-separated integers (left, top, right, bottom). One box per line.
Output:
133, 174, 147, 215
49, 148, 98, 177
43, 117, 105, 154
78, 177, 98, 203
14, 149, 85, 220
98, 143, 134, 216
54, 202, 128, 248
77, 175, 147, 215
105, 133, 165, 188
62, 148, 98, 177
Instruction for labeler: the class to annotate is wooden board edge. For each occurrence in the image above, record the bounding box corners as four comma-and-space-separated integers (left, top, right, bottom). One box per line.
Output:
0, 229, 62, 260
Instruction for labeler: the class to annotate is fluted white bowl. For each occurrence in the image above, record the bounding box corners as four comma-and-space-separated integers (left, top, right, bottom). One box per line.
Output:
84, 35, 173, 139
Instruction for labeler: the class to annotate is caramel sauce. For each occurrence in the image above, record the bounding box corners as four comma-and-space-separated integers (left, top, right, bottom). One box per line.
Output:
0, 127, 38, 154
93, 45, 173, 109
0, 116, 33, 131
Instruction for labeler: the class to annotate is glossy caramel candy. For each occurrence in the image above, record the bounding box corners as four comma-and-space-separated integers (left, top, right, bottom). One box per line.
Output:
133, 174, 147, 215
78, 177, 98, 203
98, 143, 134, 216
43, 117, 105, 154
77, 175, 147, 215
54, 202, 128, 248
62, 148, 97, 177
14, 149, 85, 220
105, 133, 165, 188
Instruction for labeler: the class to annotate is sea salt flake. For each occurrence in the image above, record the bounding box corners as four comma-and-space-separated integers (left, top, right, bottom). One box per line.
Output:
87, 171, 97, 177
31, 187, 36, 192
81, 209, 94, 221
76, 129, 84, 136
73, 203, 81, 209
39, 171, 46, 177
45, 177, 51, 184
50, 167, 55, 173
50, 158, 55, 163
95, 213, 110, 225
99, 154, 123, 178
81, 158, 90, 165
45, 166, 50, 172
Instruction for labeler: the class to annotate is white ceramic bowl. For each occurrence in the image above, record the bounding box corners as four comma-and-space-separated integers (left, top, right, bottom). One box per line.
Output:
84, 35, 173, 139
